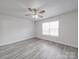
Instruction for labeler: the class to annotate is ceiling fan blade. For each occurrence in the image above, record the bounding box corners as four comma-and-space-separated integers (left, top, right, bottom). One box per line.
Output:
38, 15, 43, 18
39, 10, 45, 14
28, 8, 32, 11
25, 14, 31, 16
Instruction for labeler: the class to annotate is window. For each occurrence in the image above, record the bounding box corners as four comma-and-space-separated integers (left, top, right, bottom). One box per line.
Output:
42, 21, 59, 36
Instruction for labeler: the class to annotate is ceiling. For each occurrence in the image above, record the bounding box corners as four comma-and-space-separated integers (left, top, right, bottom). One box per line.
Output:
0, 0, 78, 21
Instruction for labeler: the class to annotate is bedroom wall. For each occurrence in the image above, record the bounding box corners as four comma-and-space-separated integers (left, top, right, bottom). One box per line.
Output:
35, 11, 78, 47
0, 14, 35, 46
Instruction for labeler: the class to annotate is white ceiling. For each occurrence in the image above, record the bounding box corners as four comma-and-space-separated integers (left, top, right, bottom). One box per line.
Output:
0, 0, 78, 21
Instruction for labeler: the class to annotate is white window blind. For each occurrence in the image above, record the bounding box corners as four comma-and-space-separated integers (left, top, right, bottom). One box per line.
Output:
42, 21, 59, 36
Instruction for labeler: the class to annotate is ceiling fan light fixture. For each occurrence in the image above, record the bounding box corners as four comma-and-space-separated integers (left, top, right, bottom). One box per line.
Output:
32, 14, 38, 19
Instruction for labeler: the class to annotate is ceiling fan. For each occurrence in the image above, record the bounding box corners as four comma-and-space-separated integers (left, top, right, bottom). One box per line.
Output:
25, 8, 45, 19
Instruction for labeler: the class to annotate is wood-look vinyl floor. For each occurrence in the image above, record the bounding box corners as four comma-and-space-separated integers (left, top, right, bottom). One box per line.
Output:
0, 38, 78, 59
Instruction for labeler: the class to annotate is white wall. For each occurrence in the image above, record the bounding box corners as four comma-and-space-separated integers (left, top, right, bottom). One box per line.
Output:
0, 15, 35, 46
35, 11, 78, 47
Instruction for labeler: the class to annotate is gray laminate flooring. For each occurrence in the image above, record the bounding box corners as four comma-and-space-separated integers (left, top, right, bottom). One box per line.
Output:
0, 38, 78, 59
